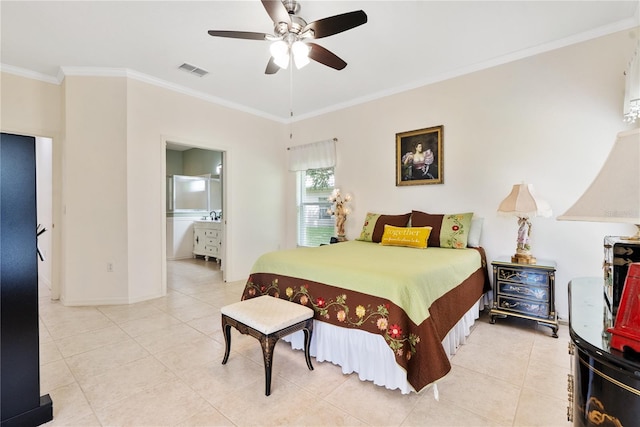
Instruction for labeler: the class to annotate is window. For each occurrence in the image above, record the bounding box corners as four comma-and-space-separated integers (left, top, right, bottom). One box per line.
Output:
297, 167, 335, 247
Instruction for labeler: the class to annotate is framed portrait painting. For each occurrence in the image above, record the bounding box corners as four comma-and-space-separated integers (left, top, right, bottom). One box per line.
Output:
396, 125, 443, 186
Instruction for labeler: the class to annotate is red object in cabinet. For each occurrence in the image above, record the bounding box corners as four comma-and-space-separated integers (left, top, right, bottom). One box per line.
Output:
608, 262, 640, 353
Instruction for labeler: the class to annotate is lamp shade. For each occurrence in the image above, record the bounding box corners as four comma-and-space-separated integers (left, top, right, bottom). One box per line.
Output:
497, 183, 552, 218
558, 128, 640, 224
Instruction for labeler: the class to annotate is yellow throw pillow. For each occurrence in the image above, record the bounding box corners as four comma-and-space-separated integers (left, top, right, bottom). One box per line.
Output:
380, 225, 432, 249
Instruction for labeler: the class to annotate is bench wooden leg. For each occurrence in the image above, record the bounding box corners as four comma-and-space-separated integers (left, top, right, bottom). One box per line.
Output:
221, 316, 232, 365
259, 335, 278, 396
303, 318, 314, 371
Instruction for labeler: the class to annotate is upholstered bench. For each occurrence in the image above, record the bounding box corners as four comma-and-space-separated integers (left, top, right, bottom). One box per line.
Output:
220, 295, 314, 396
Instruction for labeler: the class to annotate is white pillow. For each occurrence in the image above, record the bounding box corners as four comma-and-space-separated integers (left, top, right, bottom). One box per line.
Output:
467, 217, 483, 247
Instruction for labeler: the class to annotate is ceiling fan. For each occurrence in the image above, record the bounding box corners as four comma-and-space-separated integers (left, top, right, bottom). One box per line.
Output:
207, 0, 367, 74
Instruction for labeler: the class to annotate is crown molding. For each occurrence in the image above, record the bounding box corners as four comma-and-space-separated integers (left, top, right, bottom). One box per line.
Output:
59, 67, 285, 123
0, 64, 286, 124
3, 15, 637, 125
0, 64, 59, 84
292, 17, 640, 122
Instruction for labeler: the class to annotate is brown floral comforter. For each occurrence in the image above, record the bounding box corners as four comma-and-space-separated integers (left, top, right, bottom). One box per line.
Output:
242, 248, 489, 392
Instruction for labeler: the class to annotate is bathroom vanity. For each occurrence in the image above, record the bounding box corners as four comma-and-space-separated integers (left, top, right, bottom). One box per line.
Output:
193, 220, 222, 263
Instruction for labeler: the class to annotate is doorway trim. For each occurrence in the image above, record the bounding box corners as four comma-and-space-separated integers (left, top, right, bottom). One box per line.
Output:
160, 135, 229, 295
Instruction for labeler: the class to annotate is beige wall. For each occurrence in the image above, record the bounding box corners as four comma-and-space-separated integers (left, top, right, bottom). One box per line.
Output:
1, 71, 286, 305
63, 76, 129, 304
0, 72, 62, 136
2, 27, 638, 315
287, 28, 640, 319
125, 78, 285, 301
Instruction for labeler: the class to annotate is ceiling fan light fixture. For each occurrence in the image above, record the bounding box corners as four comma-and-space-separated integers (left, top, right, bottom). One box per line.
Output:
294, 54, 310, 69
208, 0, 368, 74
270, 40, 290, 69
292, 40, 310, 69
274, 53, 290, 69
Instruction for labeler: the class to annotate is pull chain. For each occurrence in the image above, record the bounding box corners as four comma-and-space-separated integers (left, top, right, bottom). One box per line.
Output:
289, 61, 294, 140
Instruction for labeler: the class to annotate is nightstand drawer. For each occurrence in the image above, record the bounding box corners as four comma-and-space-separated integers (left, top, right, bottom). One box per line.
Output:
495, 266, 550, 287
204, 245, 218, 255
496, 295, 550, 318
496, 281, 549, 302
490, 258, 558, 337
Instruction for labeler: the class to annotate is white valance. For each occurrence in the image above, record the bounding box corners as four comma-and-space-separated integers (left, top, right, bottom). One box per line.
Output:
287, 139, 336, 171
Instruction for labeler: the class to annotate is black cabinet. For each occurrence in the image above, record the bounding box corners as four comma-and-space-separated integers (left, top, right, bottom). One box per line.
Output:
603, 236, 640, 316
489, 258, 559, 337
568, 277, 640, 426
0, 133, 53, 426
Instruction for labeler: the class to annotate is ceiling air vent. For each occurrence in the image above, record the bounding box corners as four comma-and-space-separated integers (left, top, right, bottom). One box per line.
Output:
178, 63, 209, 77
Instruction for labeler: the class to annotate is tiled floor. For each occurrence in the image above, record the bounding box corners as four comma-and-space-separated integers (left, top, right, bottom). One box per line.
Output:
39, 258, 572, 426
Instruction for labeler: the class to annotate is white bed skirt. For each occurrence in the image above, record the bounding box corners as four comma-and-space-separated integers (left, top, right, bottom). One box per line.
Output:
284, 294, 490, 394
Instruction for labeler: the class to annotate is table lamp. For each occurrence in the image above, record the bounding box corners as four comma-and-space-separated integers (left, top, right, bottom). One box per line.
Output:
557, 128, 640, 239
557, 128, 640, 354
497, 183, 552, 264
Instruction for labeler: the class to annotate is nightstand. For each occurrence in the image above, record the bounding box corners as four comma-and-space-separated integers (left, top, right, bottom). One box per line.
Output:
489, 258, 558, 337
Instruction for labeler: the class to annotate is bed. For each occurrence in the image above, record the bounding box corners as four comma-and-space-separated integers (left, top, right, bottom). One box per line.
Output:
241, 211, 491, 394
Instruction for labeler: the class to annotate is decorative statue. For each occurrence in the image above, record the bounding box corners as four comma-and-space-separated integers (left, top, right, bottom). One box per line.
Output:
327, 189, 352, 241
516, 216, 532, 253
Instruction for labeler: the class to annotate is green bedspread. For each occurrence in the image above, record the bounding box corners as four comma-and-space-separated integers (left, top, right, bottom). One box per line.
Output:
250, 240, 482, 325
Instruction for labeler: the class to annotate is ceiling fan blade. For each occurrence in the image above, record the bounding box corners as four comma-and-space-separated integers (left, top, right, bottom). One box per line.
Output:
303, 10, 367, 39
261, 0, 291, 26
265, 57, 280, 75
207, 30, 268, 40
308, 43, 347, 70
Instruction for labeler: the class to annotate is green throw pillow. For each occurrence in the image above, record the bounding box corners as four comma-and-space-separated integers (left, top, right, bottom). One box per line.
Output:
439, 213, 473, 249
356, 212, 412, 243
357, 212, 381, 242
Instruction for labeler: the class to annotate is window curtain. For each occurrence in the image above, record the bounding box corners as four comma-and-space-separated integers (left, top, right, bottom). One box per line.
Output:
287, 139, 336, 171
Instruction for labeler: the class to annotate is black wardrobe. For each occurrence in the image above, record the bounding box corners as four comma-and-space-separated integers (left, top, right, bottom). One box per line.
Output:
1, 133, 53, 426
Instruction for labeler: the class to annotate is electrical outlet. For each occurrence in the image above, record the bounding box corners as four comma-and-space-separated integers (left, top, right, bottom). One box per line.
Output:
107, 262, 113, 272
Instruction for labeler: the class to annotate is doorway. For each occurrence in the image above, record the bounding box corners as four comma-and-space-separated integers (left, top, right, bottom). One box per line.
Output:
3, 133, 56, 299
36, 136, 54, 297
163, 140, 226, 291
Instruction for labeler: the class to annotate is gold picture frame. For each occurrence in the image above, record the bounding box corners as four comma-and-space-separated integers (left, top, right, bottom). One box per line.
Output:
396, 125, 443, 186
